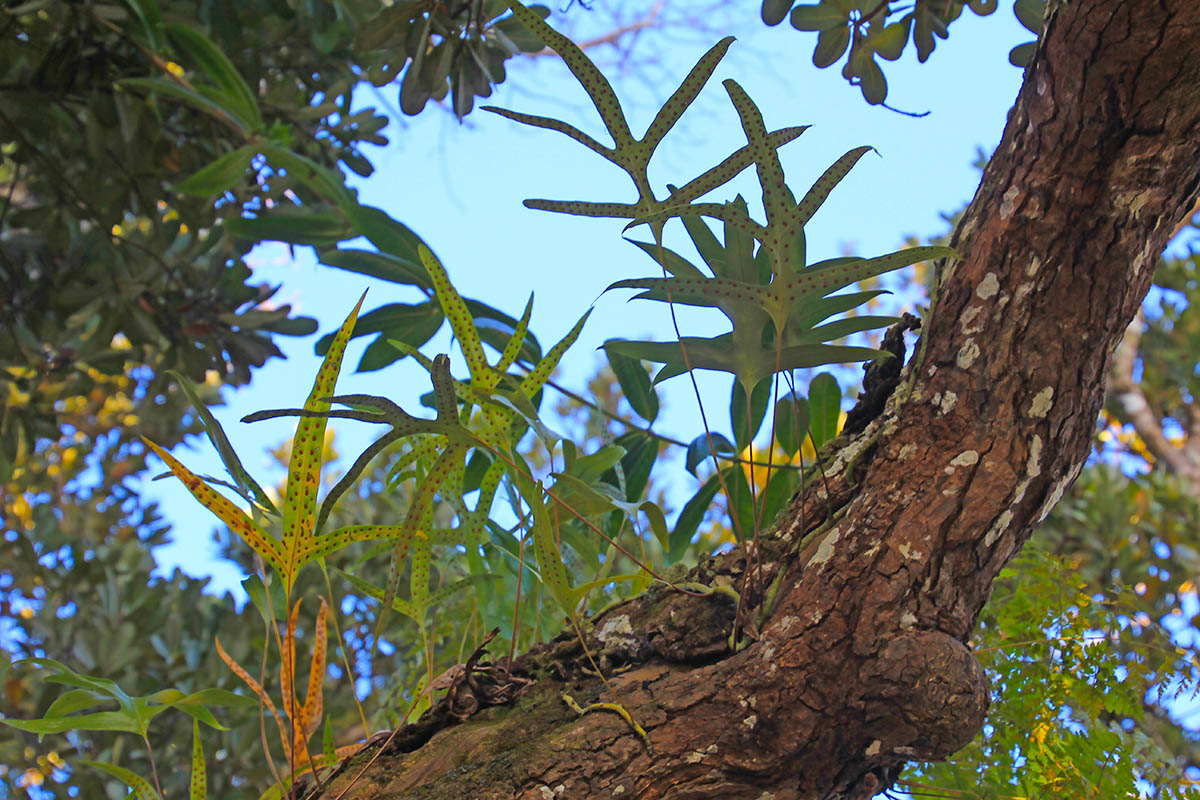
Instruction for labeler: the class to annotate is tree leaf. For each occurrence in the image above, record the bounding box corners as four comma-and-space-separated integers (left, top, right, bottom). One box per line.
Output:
344, 204, 430, 266
166, 24, 262, 130
1014, 0, 1045, 34
120, 77, 253, 134
640, 500, 670, 552
869, 19, 910, 61
118, 0, 163, 48
685, 432, 736, 477
1009, 41, 1037, 67
606, 349, 659, 423
731, 377, 772, 451
723, 465, 755, 541
812, 25, 851, 67
669, 475, 721, 562
774, 393, 808, 457
856, 52, 887, 105
167, 369, 276, 514
224, 211, 354, 247
624, 238, 706, 279
761, 0, 793, 26
790, 1, 847, 31
190, 719, 207, 800
258, 144, 354, 210
1, 710, 142, 736
43, 688, 110, 718
82, 761, 161, 800
318, 248, 431, 291
807, 372, 841, 449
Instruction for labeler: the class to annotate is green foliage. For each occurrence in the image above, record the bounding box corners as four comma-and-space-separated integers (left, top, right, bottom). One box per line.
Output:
761, 0, 1042, 103
1, 658, 251, 738
910, 533, 1199, 798
1, 659, 250, 798
146, 296, 426, 595
488, 1, 952, 401
1135, 247, 1200, 441
0, 0, 553, 475
5, 2, 1200, 798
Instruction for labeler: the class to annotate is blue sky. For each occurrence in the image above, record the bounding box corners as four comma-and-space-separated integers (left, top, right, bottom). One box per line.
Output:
143, 5, 1030, 595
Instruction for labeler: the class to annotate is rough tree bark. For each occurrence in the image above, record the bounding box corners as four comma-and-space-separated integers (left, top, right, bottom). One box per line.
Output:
307, 1, 1200, 797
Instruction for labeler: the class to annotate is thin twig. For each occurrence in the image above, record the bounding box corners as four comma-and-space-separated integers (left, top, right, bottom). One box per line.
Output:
529, 0, 667, 57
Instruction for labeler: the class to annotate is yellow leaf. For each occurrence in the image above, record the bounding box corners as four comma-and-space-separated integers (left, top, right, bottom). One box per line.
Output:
278, 293, 365, 592
143, 439, 285, 575
298, 597, 328, 740
215, 637, 289, 758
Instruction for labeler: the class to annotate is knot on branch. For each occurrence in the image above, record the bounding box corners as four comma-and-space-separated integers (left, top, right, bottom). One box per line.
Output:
843, 312, 921, 436
432, 628, 533, 721
858, 630, 989, 760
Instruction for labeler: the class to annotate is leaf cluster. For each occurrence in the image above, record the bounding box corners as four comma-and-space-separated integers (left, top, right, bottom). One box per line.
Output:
759, 0, 1045, 105
0, 0, 550, 475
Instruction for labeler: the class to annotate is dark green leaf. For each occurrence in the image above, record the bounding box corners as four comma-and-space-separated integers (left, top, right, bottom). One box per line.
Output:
761, 0, 793, 25
870, 19, 910, 61
259, 143, 354, 210
1013, 0, 1045, 33
912, 10, 935, 61
774, 393, 808, 456
346, 204, 428, 266
789, 315, 900, 346
790, 1, 847, 31
723, 465, 755, 541
571, 445, 626, 485
606, 431, 658, 502
640, 500, 670, 552
120, 77, 254, 133
681, 215, 727, 276
319, 248, 430, 290
167, 24, 262, 130
1008, 40, 1037, 66
625, 238, 705, 279
224, 211, 353, 247
731, 377, 772, 450
119, 0, 163, 48
669, 475, 721, 562
173, 146, 255, 195
807, 372, 841, 449
685, 432, 736, 477
812, 25, 851, 68
314, 301, 443, 363
760, 465, 799, 526
853, 52, 887, 105
1, 710, 141, 735
551, 473, 617, 517
607, 349, 659, 424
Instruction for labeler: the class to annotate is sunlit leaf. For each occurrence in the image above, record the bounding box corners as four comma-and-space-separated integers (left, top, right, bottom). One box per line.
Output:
81, 761, 161, 800
190, 719, 207, 800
